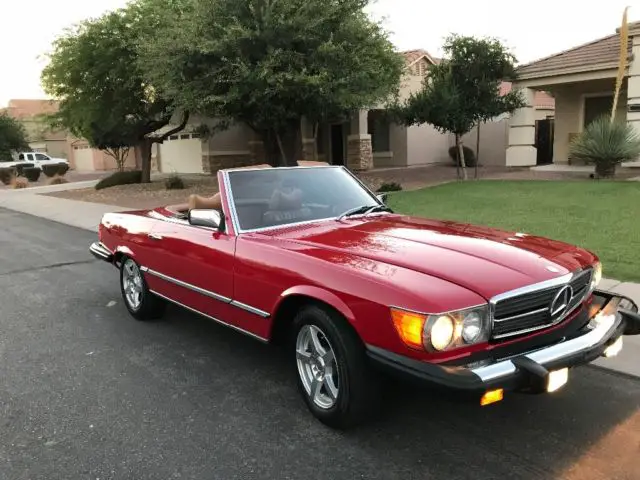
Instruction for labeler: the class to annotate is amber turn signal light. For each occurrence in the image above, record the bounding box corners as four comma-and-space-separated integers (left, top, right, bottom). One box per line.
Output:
391, 309, 426, 349
480, 389, 504, 406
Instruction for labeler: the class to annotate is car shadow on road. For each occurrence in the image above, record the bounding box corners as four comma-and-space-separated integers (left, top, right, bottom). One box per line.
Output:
147, 303, 640, 480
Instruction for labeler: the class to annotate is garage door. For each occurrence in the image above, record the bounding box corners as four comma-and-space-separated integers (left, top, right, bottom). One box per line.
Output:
159, 133, 203, 174
73, 146, 94, 171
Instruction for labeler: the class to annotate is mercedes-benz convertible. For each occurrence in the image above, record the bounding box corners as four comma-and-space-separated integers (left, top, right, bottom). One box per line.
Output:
90, 165, 640, 428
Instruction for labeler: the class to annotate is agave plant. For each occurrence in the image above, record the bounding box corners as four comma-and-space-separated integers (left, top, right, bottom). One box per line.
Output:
569, 116, 640, 178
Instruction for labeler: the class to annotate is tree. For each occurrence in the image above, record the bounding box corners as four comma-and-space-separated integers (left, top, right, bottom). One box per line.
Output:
394, 35, 526, 180
41, 0, 190, 182
140, 0, 404, 166
0, 113, 29, 160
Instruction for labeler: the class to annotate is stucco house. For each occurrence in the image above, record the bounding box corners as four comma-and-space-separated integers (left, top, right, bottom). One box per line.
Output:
151, 49, 455, 175
153, 49, 554, 175
2, 99, 69, 159
506, 20, 640, 166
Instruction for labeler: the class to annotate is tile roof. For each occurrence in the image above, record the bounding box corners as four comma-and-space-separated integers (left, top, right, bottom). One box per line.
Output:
500, 82, 555, 109
516, 23, 639, 79
401, 49, 437, 66
5, 99, 60, 119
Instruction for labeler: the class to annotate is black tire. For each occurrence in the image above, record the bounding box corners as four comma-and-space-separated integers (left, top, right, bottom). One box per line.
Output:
291, 304, 380, 429
119, 257, 166, 321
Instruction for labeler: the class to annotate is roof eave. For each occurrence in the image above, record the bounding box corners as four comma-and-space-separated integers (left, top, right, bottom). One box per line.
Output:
517, 62, 624, 81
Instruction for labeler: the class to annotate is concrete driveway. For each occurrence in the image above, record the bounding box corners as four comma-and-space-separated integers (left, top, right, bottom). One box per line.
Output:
1, 208, 639, 479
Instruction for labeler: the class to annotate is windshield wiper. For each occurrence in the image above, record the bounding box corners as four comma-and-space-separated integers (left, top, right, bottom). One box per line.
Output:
337, 204, 393, 221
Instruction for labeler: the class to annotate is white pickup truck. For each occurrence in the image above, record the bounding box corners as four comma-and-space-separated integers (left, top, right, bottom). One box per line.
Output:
0, 152, 69, 171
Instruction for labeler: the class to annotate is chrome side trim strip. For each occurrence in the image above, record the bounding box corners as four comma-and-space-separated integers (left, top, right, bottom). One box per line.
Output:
229, 300, 270, 318
142, 267, 232, 303
472, 312, 618, 382
141, 266, 270, 318
149, 290, 269, 343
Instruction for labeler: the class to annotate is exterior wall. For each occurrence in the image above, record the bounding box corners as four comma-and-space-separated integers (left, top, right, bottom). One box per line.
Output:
373, 123, 407, 168
551, 79, 625, 164
627, 31, 640, 155
45, 139, 69, 159
461, 118, 509, 166
407, 123, 451, 165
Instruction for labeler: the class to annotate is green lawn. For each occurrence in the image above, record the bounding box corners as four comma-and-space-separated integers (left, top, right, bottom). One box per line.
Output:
387, 180, 640, 282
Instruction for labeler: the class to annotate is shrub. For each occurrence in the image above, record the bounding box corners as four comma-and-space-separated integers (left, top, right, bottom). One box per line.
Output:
569, 116, 640, 178
377, 181, 402, 192
23, 167, 41, 182
15, 163, 34, 176
47, 175, 69, 185
57, 163, 70, 176
165, 174, 185, 190
0, 167, 16, 185
10, 177, 29, 189
42, 164, 59, 177
448, 145, 477, 167
95, 170, 142, 190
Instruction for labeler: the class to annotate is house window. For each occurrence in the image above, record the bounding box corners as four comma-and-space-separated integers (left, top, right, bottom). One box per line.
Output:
180, 134, 190, 139
583, 95, 613, 128
367, 110, 391, 152
169, 135, 179, 141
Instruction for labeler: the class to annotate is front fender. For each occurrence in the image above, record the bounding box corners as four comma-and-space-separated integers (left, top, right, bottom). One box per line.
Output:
275, 285, 357, 324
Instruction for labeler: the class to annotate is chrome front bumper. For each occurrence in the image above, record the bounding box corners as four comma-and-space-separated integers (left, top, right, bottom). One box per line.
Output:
367, 289, 640, 395
89, 241, 114, 262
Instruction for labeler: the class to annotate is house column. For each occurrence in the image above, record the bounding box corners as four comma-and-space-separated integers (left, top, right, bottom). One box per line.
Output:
626, 25, 640, 156
347, 110, 373, 171
506, 87, 537, 166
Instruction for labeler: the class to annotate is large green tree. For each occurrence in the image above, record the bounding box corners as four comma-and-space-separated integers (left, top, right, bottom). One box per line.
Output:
395, 35, 526, 179
140, 0, 404, 166
0, 113, 29, 160
41, 0, 190, 182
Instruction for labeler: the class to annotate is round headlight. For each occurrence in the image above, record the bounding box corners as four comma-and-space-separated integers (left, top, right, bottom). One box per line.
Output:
429, 315, 455, 351
462, 311, 483, 343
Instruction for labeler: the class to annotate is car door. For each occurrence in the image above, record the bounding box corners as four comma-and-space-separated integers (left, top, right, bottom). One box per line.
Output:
35, 153, 51, 165
143, 216, 236, 321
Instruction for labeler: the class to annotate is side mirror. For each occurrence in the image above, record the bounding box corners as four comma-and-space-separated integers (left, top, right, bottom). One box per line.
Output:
376, 193, 387, 204
188, 209, 224, 231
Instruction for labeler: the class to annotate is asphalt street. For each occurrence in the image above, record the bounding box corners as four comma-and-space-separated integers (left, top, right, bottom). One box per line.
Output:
1, 208, 639, 480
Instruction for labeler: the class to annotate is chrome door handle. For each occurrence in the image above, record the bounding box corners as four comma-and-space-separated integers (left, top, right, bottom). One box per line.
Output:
148, 233, 163, 240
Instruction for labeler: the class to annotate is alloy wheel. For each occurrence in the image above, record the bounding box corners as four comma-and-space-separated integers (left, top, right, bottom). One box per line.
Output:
296, 324, 340, 409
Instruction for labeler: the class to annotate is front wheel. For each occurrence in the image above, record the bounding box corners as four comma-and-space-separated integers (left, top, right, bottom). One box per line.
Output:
119, 257, 165, 321
292, 305, 379, 429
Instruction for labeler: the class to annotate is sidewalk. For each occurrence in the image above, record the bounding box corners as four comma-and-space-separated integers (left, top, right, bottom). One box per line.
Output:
2, 185, 640, 379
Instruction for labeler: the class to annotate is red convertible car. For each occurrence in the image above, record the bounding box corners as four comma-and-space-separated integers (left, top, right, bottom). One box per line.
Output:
90, 165, 640, 428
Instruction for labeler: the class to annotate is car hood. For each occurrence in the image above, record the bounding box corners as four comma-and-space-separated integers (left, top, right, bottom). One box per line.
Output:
260, 214, 597, 300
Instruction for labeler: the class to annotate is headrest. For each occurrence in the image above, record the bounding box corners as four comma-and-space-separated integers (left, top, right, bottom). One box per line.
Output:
189, 192, 222, 210
268, 187, 302, 211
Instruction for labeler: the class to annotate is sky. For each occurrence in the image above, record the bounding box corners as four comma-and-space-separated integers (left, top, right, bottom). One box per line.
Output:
0, 0, 636, 107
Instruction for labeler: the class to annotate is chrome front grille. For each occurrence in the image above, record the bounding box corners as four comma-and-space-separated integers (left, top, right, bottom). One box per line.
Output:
491, 268, 593, 340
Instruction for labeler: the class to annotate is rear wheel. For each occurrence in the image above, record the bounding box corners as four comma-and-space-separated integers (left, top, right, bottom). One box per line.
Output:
119, 257, 165, 321
292, 305, 379, 429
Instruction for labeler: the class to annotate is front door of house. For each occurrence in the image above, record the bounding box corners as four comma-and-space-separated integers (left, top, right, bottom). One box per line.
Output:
535, 118, 554, 165
330, 124, 344, 165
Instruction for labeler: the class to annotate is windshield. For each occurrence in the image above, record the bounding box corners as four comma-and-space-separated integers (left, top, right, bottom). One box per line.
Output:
226, 166, 380, 231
